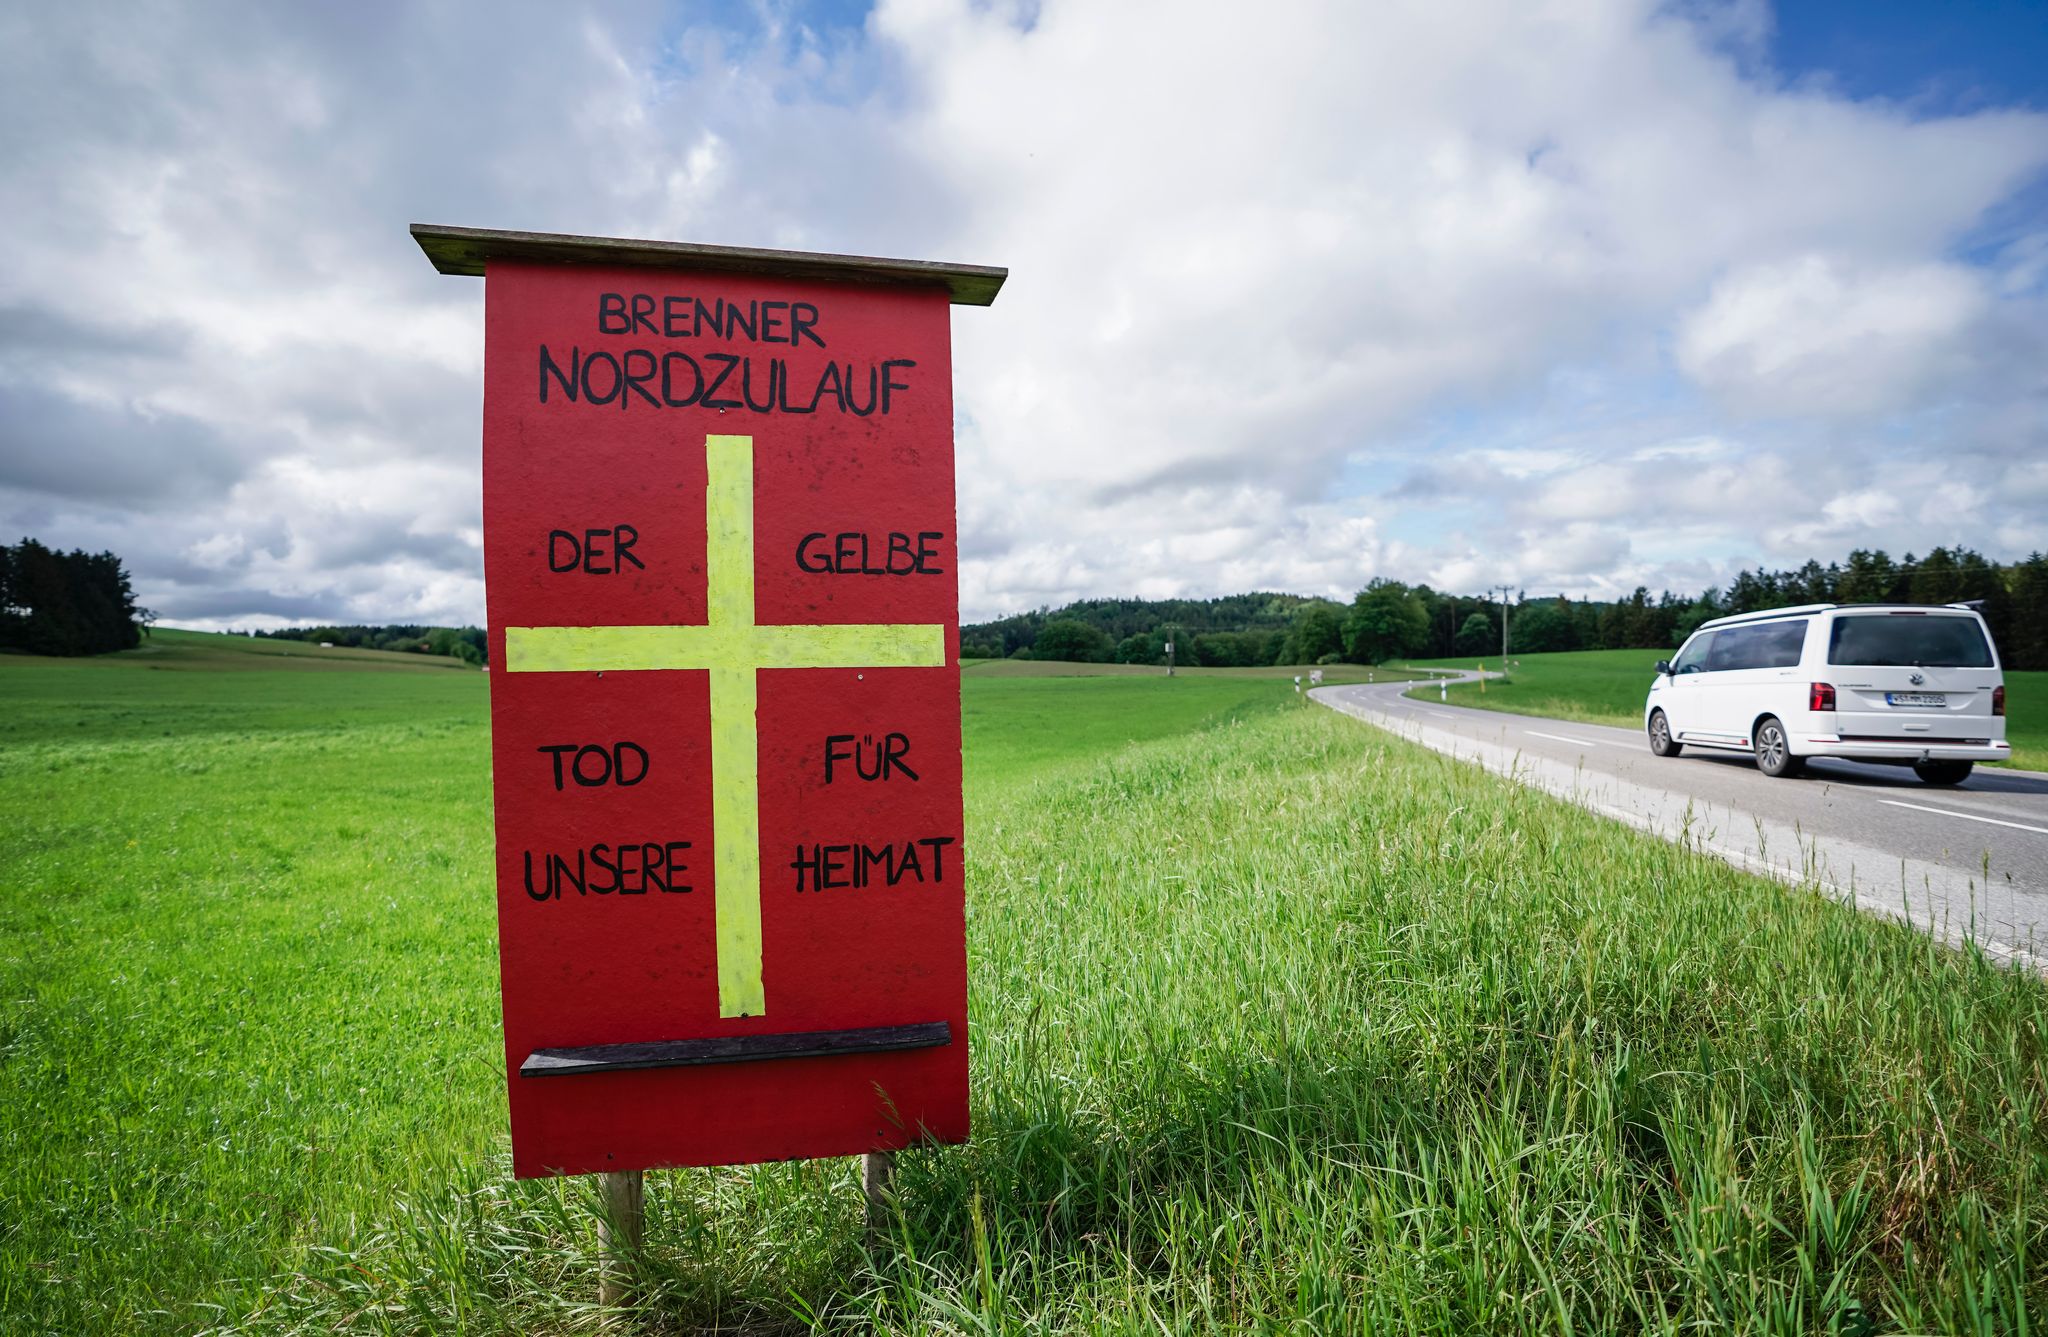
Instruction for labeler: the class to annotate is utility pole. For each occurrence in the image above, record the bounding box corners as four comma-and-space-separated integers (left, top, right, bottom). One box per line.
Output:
1493, 584, 1516, 665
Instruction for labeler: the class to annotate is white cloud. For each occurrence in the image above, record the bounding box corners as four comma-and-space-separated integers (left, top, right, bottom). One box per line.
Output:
1628, 436, 1732, 463
1, 0, 2044, 628
1675, 255, 1989, 415
875, 0, 2047, 610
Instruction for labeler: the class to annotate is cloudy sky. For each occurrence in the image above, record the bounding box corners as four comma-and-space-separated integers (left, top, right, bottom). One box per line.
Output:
2, 0, 2044, 627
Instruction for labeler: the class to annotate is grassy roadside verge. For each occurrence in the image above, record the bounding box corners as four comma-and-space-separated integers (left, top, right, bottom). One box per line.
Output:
1, 639, 2042, 1330
1400, 648, 2048, 770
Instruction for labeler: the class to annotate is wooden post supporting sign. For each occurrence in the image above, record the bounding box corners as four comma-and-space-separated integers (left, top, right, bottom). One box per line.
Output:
862, 1149, 895, 1239
416, 224, 1003, 1296
596, 1169, 644, 1309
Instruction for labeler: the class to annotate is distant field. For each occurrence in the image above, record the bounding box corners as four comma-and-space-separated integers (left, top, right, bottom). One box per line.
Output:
1400, 648, 1665, 728
2, 630, 2043, 1331
111, 626, 474, 672
0, 628, 481, 749
1403, 648, 2048, 771
963, 673, 1322, 780
963, 658, 1433, 682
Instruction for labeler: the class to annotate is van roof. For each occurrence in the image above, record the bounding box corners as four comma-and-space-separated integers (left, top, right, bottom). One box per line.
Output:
1696, 602, 1983, 632
1697, 604, 1832, 630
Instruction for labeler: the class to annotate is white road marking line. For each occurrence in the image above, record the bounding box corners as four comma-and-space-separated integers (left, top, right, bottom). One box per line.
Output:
1524, 729, 1604, 748
1876, 799, 2048, 836
1424, 710, 1455, 719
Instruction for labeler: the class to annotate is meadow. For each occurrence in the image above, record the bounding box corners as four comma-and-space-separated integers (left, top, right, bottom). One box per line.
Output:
2, 631, 2044, 1333
962, 658, 1434, 682
1403, 647, 2048, 771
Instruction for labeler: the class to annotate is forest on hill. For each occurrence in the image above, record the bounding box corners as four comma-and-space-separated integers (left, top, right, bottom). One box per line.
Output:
254, 623, 488, 666
964, 546, 2048, 670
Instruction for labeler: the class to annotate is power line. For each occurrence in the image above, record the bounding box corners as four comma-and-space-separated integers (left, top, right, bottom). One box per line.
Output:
1492, 584, 1516, 661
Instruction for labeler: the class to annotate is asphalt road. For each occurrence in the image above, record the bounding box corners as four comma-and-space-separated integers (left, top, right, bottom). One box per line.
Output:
1311, 673, 2048, 970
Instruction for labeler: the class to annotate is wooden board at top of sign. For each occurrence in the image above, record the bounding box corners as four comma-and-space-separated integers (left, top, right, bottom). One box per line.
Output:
413, 223, 1007, 305
424, 224, 1002, 1179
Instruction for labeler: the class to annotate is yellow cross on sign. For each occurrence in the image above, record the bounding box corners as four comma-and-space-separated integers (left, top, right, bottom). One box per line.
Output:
503, 434, 947, 1019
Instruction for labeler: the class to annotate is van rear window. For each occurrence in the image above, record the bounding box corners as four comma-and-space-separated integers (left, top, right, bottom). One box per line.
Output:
1827, 614, 1993, 668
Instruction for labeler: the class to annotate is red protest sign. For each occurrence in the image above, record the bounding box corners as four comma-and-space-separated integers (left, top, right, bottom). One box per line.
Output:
415, 226, 1003, 1178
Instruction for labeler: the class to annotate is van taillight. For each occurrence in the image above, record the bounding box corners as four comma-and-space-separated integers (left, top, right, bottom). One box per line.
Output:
1809, 682, 1836, 711
1994, 686, 2005, 717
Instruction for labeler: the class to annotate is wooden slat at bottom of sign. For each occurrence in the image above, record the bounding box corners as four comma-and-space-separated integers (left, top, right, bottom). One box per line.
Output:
519, 1021, 953, 1078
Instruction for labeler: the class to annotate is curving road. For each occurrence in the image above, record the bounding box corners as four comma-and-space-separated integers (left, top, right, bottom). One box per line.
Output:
1311, 673, 2048, 970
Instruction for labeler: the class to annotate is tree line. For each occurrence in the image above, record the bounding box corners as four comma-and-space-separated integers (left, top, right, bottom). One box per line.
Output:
257, 624, 489, 666
965, 547, 2048, 670
0, 538, 147, 656
0, 531, 490, 667
12, 532, 2041, 672
961, 593, 1349, 668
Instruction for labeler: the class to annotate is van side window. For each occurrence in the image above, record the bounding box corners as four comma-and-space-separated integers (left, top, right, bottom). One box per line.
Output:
1706, 620, 1808, 671
1757, 619, 1807, 668
1707, 625, 1760, 671
1672, 633, 1712, 674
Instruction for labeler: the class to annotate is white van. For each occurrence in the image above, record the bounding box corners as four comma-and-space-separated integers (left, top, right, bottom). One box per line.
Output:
1644, 603, 2008, 784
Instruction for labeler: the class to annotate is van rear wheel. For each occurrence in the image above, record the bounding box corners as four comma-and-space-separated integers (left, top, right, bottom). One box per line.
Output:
1754, 717, 1803, 778
1913, 760, 1973, 787
1647, 710, 1682, 757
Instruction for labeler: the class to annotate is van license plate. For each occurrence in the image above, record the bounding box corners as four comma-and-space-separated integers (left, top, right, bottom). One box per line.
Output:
1886, 692, 1946, 708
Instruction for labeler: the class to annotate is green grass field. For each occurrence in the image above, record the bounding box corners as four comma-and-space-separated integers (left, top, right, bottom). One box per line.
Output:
1402, 648, 2048, 771
3, 632, 2044, 1332
963, 658, 1432, 682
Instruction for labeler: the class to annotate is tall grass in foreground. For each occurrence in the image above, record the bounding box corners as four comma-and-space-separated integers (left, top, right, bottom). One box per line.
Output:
849, 708, 2043, 1333
2, 678, 2043, 1332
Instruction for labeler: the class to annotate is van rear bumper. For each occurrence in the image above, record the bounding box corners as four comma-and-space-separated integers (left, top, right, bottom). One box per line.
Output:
1798, 735, 2010, 763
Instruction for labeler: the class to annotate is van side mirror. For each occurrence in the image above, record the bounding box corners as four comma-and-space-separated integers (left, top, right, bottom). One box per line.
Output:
1654, 660, 1673, 676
